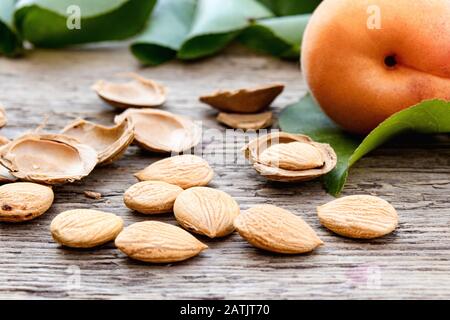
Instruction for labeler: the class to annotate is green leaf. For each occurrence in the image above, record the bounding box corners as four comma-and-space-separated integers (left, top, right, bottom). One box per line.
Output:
128, 0, 318, 65
14, 0, 156, 47
0, 0, 22, 56
238, 14, 310, 59
257, 0, 322, 16
279, 94, 450, 196
177, 0, 273, 60
130, 0, 197, 66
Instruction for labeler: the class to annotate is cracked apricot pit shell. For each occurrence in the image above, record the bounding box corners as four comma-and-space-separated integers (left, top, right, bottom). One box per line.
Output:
0, 137, 15, 183
0, 182, 54, 222
302, 0, 450, 133
0, 165, 16, 183
216, 111, 273, 130
0, 134, 97, 185
200, 83, 284, 113
242, 132, 337, 182
115, 109, 201, 153
93, 73, 167, 109
0, 106, 6, 128
62, 118, 134, 165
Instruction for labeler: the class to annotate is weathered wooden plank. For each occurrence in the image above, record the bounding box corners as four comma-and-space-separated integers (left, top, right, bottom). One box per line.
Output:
0, 45, 449, 299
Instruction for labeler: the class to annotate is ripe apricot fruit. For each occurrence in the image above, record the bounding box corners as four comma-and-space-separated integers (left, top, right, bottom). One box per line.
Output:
302, 0, 450, 134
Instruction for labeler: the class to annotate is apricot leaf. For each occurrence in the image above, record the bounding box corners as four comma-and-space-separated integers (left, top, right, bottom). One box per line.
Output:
177, 0, 273, 60
257, 0, 322, 16
238, 14, 310, 59
14, 0, 156, 47
0, 0, 22, 56
131, 0, 196, 66
279, 94, 450, 196
130, 0, 320, 65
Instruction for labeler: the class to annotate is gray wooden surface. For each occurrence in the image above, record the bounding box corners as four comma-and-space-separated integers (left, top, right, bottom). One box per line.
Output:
0, 44, 449, 300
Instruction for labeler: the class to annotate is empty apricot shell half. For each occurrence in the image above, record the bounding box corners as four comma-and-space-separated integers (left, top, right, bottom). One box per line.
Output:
200, 83, 284, 113
115, 109, 201, 153
92, 73, 167, 109
0, 133, 97, 185
62, 118, 134, 165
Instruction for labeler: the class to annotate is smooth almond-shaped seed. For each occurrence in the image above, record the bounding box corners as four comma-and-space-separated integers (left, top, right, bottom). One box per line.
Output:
317, 195, 398, 239
259, 141, 325, 170
174, 187, 240, 238
124, 181, 183, 214
234, 204, 323, 254
135, 155, 214, 189
115, 221, 208, 263
50, 209, 124, 248
0, 182, 54, 222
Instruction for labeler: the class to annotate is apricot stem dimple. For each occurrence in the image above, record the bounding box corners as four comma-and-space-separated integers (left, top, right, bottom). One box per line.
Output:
384, 55, 397, 68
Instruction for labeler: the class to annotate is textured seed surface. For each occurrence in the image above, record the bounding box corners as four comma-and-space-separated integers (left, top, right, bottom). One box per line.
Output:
50, 209, 124, 248
135, 155, 214, 189
115, 221, 208, 263
234, 204, 323, 254
174, 187, 240, 238
0, 182, 54, 222
124, 181, 183, 214
317, 195, 398, 239
259, 142, 324, 170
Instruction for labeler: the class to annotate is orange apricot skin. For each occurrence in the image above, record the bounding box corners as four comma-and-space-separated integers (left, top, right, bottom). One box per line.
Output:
301, 0, 450, 134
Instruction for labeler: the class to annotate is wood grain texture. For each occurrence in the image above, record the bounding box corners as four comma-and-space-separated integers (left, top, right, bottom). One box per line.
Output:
0, 44, 449, 300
